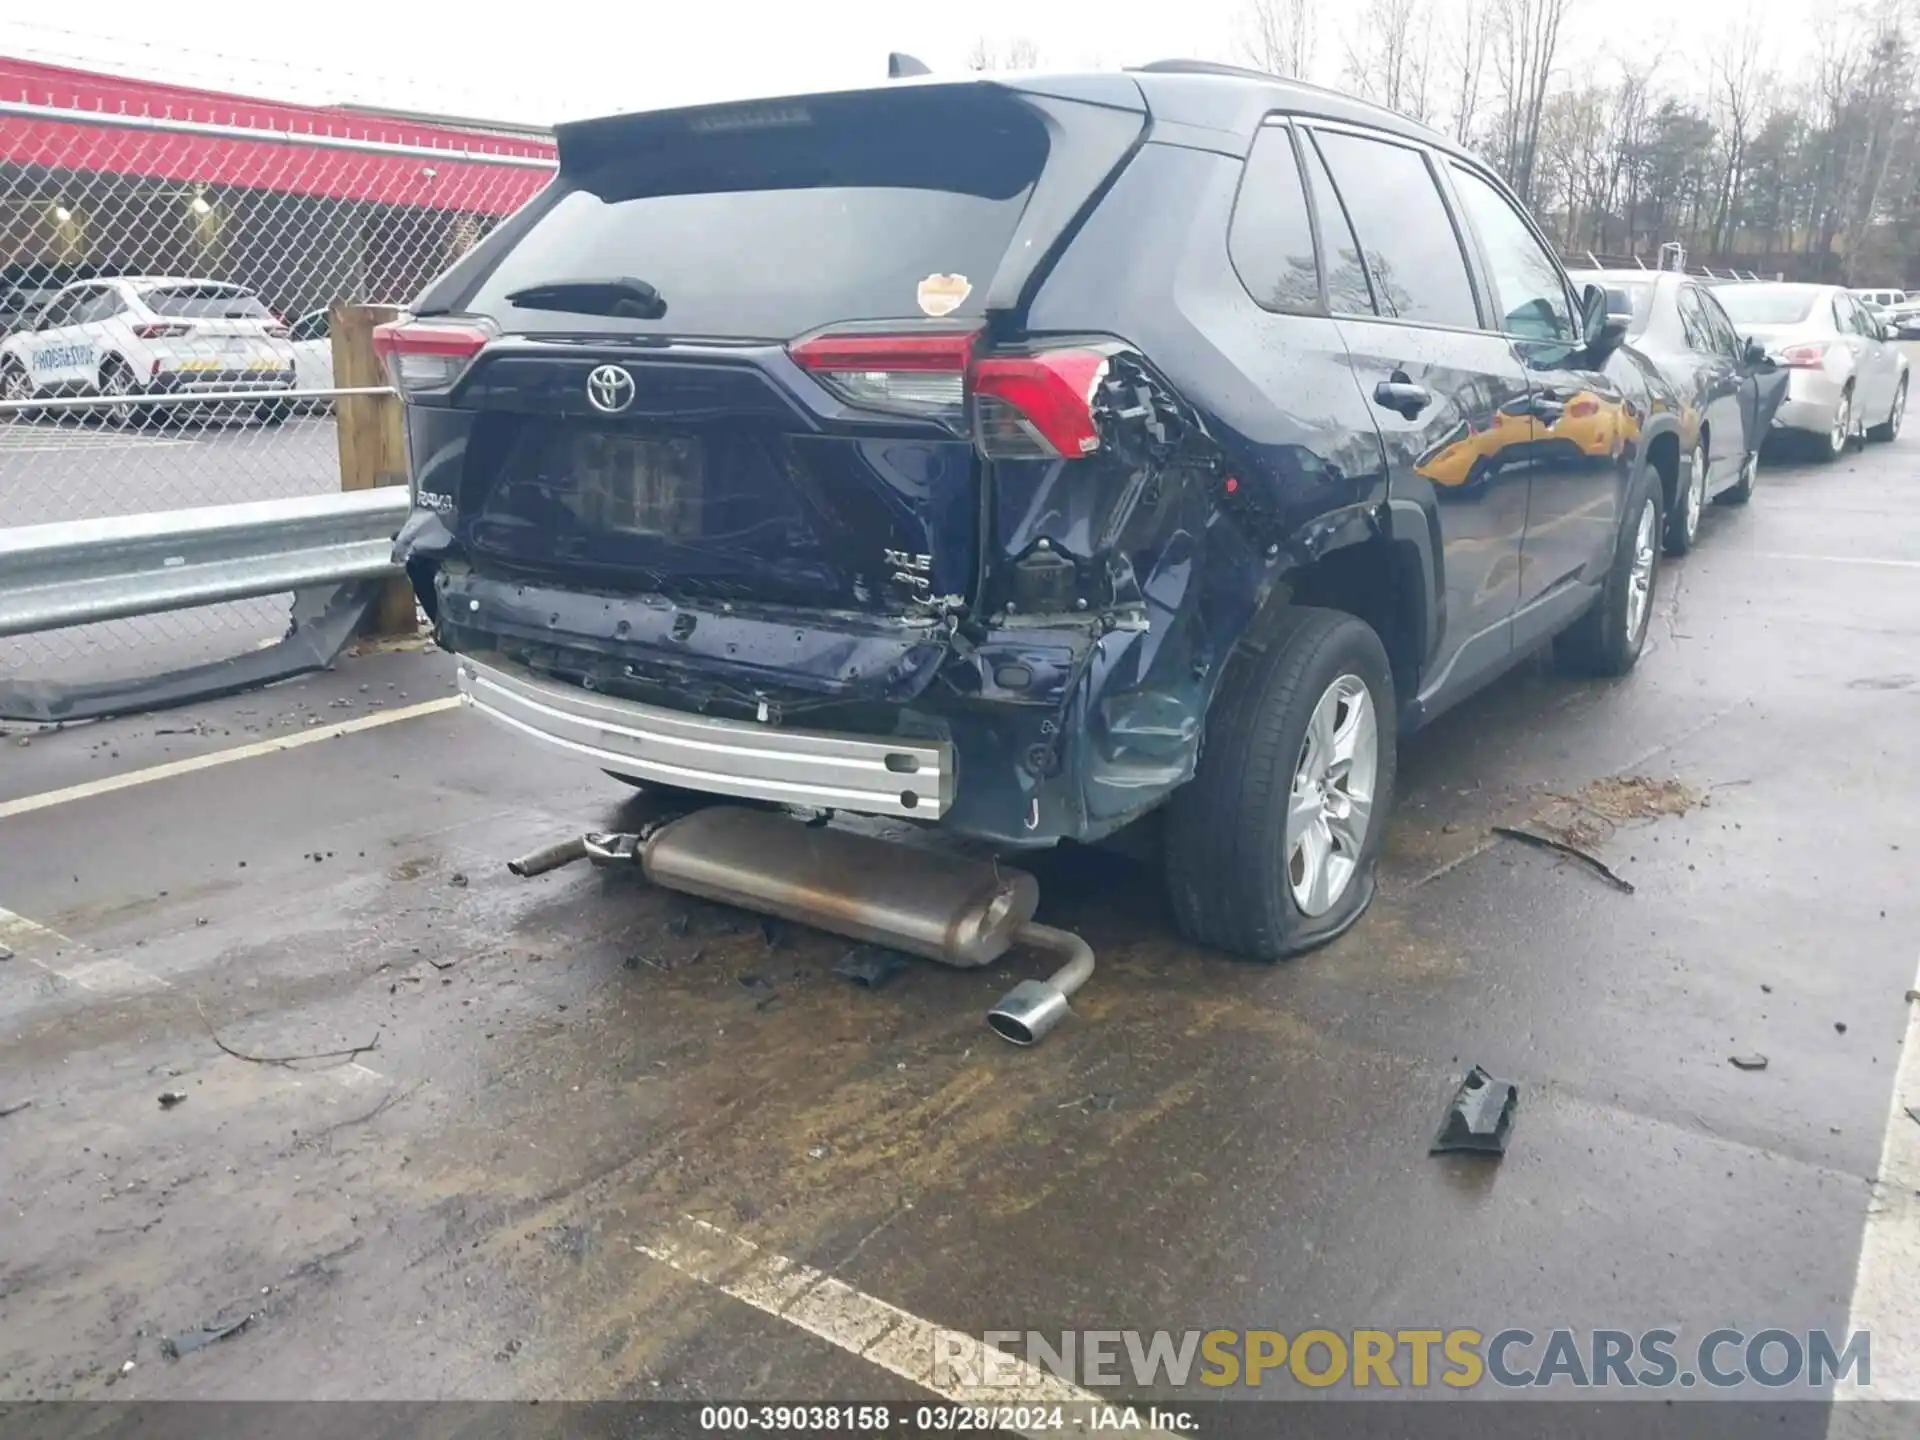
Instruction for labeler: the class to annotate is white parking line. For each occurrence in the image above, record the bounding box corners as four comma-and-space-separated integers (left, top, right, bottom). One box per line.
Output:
0, 905, 167, 992
1830, 955, 1920, 1427
1757, 552, 1920, 570
635, 1214, 1168, 1431
0, 696, 460, 821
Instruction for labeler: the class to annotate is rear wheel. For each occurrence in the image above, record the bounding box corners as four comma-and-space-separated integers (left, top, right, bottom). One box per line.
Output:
1664, 436, 1708, 555
99, 359, 144, 430
1164, 607, 1396, 961
1815, 387, 1854, 463
1869, 377, 1907, 442
1555, 475, 1662, 678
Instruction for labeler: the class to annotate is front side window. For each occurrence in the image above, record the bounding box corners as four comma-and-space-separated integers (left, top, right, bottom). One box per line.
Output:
1449, 165, 1575, 342
1228, 126, 1322, 313
1676, 288, 1714, 353
1310, 130, 1479, 330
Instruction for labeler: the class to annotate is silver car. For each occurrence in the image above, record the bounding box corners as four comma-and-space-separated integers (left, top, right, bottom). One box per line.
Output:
1716, 283, 1909, 461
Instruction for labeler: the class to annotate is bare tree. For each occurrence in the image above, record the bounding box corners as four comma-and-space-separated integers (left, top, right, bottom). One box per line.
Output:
965, 36, 1042, 72
1343, 0, 1433, 118
1490, 0, 1576, 205
1240, 0, 1318, 79
1435, 0, 1493, 144
1708, 20, 1766, 254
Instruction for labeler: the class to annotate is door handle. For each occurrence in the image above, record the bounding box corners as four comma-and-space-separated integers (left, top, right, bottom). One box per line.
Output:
1373, 379, 1433, 419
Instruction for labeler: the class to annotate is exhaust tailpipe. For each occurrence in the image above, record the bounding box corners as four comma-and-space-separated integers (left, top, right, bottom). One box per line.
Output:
508, 836, 588, 877
987, 923, 1095, 1046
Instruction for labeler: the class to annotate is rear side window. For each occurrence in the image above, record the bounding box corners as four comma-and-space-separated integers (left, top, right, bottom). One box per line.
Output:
1676, 288, 1713, 352
1311, 131, 1479, 330
1228, 127, 1320, 312
142, 286, 271, 319
465, 92, 1050, 339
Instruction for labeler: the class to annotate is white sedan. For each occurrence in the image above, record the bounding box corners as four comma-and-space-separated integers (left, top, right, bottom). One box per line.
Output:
0, 276, 298, 427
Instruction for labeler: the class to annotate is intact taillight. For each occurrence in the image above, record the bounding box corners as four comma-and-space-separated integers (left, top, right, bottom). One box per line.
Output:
133, 322, 192, 339
1776, 342, 1831, 369
788, 326, 1112, 461
973, 350, 1109, 459
372, 318, 494, 393
788, 329, 977, 427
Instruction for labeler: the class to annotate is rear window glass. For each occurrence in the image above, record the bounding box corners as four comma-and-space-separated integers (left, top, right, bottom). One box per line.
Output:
465, 95, 1049, 339
141, 285, 271, 319
1716, 289, 1818, 326
1229, 127, 1320, 311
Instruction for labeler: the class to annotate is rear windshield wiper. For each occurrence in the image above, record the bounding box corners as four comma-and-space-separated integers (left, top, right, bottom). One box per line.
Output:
503, 277, 666, 320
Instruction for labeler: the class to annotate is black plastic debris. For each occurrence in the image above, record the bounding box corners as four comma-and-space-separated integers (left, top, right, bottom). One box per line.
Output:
161, 1312, 253, 1359
832, 945, 913, 990
157, 1091, 188, 1109
0, 943, 12, 961
1730, 1053, 1770, 1071
1430, 1066, 1519, 1156
448, 872, 470, 889
0, 1099, 30, 1119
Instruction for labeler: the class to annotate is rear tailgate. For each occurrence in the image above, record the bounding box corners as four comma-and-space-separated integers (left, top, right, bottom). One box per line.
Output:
406, 79, 1145, 618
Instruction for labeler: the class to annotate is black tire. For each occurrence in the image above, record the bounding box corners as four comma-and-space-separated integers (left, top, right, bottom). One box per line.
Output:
1164, 607, 1397, 961
1813, 386, 1854, 463
1868, 377, 1907, 442
1719, 448, 1758, 505
1664, 435, 1709, 555
1554, 469, 1663, 678
1, 361, 35, 421
98, 358, 146, 430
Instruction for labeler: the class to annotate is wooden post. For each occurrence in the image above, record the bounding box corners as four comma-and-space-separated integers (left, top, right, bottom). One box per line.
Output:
331, 301, 418, 636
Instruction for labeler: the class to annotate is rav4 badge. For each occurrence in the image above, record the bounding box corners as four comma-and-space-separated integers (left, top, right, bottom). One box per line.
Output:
916, 273, 972, 317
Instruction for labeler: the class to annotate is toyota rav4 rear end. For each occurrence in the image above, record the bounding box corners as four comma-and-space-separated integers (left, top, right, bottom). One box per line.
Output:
390, 75, 1244, 846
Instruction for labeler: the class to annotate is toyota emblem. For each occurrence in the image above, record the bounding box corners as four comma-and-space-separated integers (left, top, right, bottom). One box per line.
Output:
586, 364, 636, 414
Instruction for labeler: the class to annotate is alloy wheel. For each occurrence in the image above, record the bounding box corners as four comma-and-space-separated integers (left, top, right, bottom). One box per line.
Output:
1830, 391, 1853, 456
1684, 441, 1708, 544
1891, 383, 1907, 439
102, 367, 135, 429
1286, 675, 1378, 918
1626, 497, 1658, 644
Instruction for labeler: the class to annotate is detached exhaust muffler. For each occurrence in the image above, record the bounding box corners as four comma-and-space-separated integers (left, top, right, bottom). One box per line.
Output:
508, 806, 1094, 1045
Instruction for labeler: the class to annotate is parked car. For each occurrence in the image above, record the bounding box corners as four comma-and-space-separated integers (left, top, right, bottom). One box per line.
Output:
288, 309, 335, 398
1572, 268, 1788, 552
387, 61, 1687, 960
0, 276, 298, 427
1715, 282, 1908, 460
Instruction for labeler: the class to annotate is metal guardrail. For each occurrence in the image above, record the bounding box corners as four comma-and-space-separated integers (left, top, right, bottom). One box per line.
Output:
0, 488, 411, 638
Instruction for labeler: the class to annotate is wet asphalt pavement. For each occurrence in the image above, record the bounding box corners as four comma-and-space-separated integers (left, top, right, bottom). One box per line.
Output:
1, 426, 1917, 1420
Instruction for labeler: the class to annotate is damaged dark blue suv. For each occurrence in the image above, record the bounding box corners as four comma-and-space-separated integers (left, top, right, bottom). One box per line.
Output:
387, 61, 1681, 961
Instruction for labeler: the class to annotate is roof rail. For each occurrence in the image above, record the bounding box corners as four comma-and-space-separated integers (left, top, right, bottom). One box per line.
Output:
1131, 59, 1278, 81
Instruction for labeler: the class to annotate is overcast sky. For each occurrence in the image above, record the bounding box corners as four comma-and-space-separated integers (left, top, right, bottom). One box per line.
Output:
0, 0, 1832, 128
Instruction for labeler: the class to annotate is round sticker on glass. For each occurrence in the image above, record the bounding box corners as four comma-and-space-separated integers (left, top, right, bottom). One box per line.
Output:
917, 273, 972, 317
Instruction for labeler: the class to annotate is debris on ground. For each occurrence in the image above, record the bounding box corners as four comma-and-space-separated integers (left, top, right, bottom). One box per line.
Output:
1431, 1066, 1519, 1156
160, 1311, 254, 1360
447, 872, 469, 888
1058, 1093, 1118, 1113
1730, 1054, 1770, 1071
807, 1143, 830, 1160
1520, 774, 1702, 858
832, 944, 914, 990
0, 943, 13, 961
1835, 1022, 1849, 1035
1492, 826, 1635, 894
157, 1091, 188, 1109
197, 1000, 379, 1069
760, 916, 789, 949
1905, 1106, 1919, 1127
0, 1099, 31, 1118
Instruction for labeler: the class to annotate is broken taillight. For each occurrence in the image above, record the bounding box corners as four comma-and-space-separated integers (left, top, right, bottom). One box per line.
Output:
787, 329, 977, 428
372, 318, 494, 393
787, 326, 1111, 461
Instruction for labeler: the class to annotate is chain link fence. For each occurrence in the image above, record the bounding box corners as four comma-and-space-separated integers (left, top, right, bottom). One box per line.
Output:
0, 64, 554, 692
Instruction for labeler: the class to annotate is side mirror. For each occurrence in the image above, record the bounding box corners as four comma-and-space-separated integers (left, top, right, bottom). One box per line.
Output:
1742, 336, 1776, 370
1580, 283, 1627, 357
